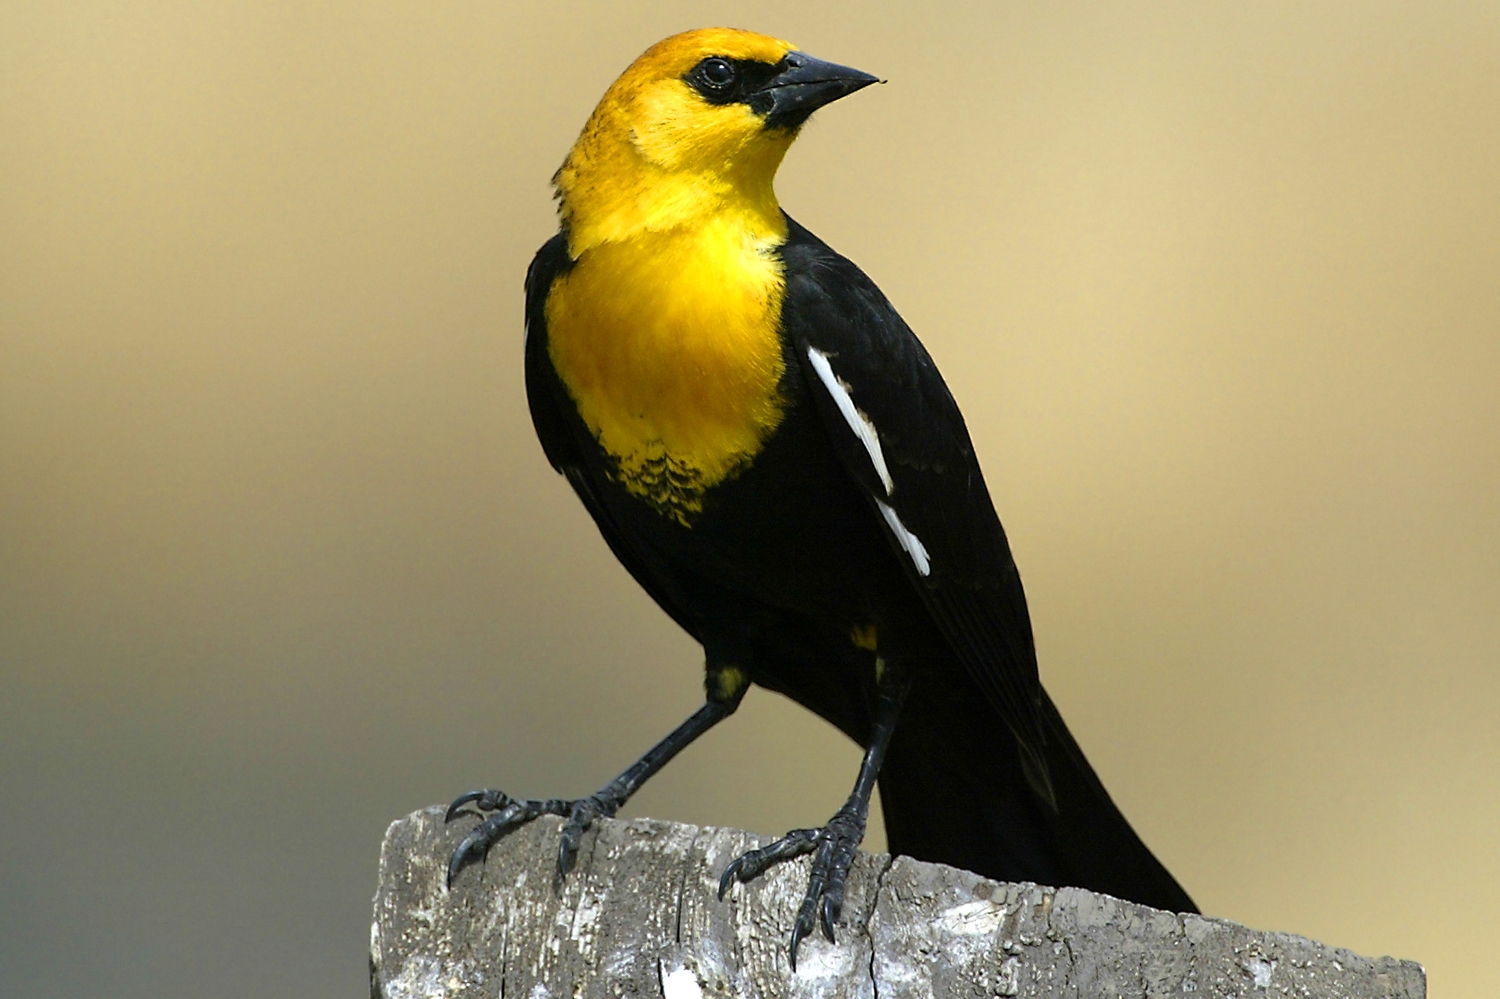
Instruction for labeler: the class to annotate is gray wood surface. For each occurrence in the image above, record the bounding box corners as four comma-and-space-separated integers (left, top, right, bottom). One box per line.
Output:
371, 808, 1423, 999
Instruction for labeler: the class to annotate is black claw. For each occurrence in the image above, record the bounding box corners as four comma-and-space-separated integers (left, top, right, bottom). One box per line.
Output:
789, 910, 810, 971
446, 831, 482, 888
717, 812, 865, 971
824, 877, 846, 935
821, 894, 838, 943
446, 788, 620, 888
444, 795, 540, 887
717, 856, 744, 900
557, 798, 610, 876
558, 826, 580, 875
445, 790, 487, 823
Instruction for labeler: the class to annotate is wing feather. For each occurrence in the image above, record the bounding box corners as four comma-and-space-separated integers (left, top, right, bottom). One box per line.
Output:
780, 216, 1051, 777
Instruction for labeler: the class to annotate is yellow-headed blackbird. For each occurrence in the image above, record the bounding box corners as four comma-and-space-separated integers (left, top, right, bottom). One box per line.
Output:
447, 28, 1195, 963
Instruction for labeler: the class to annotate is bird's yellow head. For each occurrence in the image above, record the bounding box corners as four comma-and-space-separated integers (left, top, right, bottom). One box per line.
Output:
555, 28, 878, 254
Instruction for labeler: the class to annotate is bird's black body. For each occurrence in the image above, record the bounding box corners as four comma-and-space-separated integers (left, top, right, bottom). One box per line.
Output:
518, 216, 1197, 915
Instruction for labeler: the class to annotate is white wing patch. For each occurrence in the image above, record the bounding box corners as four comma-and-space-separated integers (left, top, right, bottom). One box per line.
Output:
877, 499, 932, 577
805, 346, 932, 577
806, 346, 894, 495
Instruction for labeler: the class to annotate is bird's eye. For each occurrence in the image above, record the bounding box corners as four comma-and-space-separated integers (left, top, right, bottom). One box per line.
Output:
698, 57, 736, 89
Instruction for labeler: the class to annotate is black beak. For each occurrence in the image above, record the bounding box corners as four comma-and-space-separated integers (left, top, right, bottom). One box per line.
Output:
756, 51, 881, 130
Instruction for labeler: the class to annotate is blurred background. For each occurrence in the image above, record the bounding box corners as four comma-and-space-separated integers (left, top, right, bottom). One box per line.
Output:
2, 1, 1496, 995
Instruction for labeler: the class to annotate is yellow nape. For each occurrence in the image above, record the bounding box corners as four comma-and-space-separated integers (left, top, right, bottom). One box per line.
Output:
849, 624, 879, 652
545, 28, 808, 525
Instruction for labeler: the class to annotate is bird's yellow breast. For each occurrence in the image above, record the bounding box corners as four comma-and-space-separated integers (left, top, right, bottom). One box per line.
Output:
546, 214, 789, 524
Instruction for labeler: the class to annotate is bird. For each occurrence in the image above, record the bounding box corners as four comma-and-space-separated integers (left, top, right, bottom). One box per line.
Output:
445, 27, 1196, 967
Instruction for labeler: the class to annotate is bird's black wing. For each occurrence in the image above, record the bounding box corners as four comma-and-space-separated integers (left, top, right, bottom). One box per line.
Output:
779, 216, 1053, 792
522, 235, 582, 477
523, 234, 708, 645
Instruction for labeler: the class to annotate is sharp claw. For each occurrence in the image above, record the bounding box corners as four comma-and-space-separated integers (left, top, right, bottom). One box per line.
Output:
446, 832, 481, 888
716, 814, 865, 967
717, 856, 745, 900
445, 790, 487, 822
557, 799, 597, 876
445, 789, 617, 889
789, 911, 809, 972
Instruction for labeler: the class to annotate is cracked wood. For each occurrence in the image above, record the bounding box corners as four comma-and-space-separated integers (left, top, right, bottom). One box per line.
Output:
370, 808, 1424, 999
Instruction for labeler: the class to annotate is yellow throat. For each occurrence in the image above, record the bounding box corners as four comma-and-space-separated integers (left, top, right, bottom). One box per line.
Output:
543, 29, 800, 524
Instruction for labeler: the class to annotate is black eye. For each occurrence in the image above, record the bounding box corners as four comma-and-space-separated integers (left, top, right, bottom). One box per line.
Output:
684, 56, 777, 105
697, 57, 736, 90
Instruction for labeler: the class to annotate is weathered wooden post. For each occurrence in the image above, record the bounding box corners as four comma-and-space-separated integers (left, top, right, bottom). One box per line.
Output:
371, 808, 1423, 999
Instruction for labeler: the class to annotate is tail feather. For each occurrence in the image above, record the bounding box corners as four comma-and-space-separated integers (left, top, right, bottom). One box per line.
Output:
878, 670, 1197, 914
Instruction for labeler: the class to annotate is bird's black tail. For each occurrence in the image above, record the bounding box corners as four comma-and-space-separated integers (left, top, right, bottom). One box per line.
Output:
877, 670, 1197, 913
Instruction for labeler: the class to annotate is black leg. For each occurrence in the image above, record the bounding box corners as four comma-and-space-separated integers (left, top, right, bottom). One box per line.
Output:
718, 673, 909, 970
446, 690, 741, 887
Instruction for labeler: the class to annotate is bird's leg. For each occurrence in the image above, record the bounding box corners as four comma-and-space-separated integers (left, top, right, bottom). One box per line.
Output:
445, 667, 747, 887
717, 667, 909, 970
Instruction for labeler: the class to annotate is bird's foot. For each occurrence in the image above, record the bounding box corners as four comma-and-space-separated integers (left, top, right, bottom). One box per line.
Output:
443, 788, 619, 887
717, 803, 867, 970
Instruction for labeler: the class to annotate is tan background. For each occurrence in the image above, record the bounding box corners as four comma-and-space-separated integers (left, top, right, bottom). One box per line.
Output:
3, 1, 1496, 995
